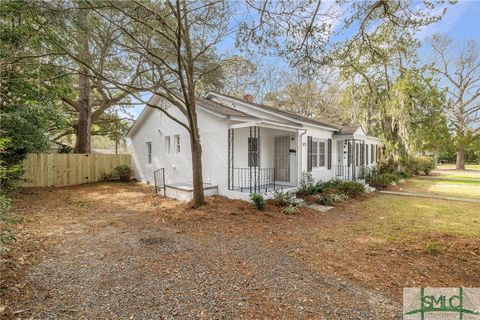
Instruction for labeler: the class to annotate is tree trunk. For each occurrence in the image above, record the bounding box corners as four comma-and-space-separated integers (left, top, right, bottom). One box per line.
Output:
189, 129, 205, 208
74, 69, 92, 153
74, 22, 92, 154
456, 143, 465, 170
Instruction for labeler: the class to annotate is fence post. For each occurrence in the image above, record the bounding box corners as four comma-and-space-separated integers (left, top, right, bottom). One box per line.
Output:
162, 168, 166, 197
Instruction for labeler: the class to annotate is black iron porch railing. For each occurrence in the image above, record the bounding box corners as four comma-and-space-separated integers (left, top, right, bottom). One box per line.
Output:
231, 167, 275, 193
333, 165, 369, 181
153, 168, 166, 196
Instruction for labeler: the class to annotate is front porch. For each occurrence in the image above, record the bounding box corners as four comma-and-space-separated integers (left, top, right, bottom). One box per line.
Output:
333, 136, 381, 180
227, 121, 302, 194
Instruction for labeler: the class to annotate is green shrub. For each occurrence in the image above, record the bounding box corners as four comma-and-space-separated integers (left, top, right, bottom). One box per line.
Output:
113, 165, 133, 182
366, 175, 388, 189
0, 194, 11, 221
379, 159, 399, 174
367, 173, 400, 189
318, 179, 344, 190
272, 190, 305, 210
250, 193, 266, 210
359, 166, 378, 180
418, 156, 436, 175
57, 145, 73, 154
0, 194, 14, 252
337, 181, 365, 198
271, 190, 297, 207
400, 157, 421, 176
314, 194, 334, 206
282, 205, 299, 215
396, 171, 409, 179
297, 171, 321, 195
314, 189, 349, 206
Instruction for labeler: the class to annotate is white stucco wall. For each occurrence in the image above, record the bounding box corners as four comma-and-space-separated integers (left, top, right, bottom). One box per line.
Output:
300, 124, 337, 182
129, 105, 228, 192
128, 96, 382, 200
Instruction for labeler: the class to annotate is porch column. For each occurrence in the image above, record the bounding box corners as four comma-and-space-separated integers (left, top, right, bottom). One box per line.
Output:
352, 138, 356, 180
249, 126, 260, 193
228, 128, 234, 190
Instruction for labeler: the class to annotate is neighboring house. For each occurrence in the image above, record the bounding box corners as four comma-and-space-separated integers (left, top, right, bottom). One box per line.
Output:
127, 93, 382, 200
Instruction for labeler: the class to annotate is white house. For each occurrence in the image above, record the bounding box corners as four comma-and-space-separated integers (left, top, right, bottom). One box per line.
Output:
127, 92, 382, 200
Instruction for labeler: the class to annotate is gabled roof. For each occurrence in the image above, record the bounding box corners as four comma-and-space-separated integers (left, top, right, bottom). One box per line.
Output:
126, 93, 256, 137
196, 97, 252, 117
338, 125, 362, 135
207, 92, 341, 130
334, 124, 382, 142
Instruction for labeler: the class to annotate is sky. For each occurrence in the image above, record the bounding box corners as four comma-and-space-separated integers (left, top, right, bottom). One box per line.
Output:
416, 0, 480, 56
131, 0, 480, 120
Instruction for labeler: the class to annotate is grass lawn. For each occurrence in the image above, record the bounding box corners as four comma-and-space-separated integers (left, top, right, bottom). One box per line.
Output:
399, 179, 480, 199
300, 193, 480, 299
411, 177, 480, 185
388, 165, 480, 199
358, 195, 480, 239
437, 163, 480, 171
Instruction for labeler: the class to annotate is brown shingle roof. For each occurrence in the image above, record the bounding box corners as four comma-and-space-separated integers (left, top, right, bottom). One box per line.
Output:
210, 93, 340, 130
196, 97, 252, 117
338, 125, 360, 135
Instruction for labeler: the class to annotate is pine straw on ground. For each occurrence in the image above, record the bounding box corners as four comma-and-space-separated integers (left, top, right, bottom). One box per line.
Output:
1, 182, 478, 319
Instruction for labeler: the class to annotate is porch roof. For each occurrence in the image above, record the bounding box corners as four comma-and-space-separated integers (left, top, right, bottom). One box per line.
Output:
333, 134, 383, 142
228, 120, 304, 132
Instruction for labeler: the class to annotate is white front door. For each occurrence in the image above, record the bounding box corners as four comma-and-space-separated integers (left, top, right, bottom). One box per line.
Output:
274, 136, 290, 182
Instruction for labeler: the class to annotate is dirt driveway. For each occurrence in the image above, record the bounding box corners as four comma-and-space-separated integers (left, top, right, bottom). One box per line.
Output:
1, 182, 404, 319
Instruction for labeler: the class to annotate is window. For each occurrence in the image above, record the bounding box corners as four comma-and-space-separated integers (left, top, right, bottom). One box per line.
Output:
165, 136, 171, 154
311, 141, 318, 167
318, 141, 325, 167
371, 144, 374, 163
248, 137, 259, 167
146, 142, 152, 164
312, 139, 325, 168
174, 135, 180, 154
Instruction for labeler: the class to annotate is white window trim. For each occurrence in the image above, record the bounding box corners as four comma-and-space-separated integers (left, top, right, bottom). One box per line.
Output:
165, 136, 171, 155
146, 141, 152, 164
312, 138, 326, 168
174, 134, 180, 155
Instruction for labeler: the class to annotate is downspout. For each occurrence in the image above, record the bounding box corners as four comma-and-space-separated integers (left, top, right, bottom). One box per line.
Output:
298, 129, 307, 186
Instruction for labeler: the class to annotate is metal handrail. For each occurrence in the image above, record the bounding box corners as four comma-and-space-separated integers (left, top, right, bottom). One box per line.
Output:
333, 164, 376, 181
231, 167, 275, 193
153, 168, 166, 196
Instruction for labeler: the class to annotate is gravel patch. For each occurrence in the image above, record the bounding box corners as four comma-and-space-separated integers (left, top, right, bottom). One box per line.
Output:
2, 183, 402, 319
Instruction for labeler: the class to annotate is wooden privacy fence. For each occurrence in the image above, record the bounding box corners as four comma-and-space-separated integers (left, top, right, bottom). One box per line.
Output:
21, 153, 131, 187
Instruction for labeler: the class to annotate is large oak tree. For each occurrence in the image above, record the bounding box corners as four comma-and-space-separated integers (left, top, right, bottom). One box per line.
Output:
429, 34, 480, 169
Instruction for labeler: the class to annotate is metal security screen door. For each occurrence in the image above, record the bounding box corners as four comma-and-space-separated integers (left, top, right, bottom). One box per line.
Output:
274, 136, 290, 182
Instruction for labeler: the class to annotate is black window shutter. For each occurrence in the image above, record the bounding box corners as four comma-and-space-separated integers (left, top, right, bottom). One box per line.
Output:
366, 144, 369, 165
307, 136, 312, 172
347, 141, 351, 166
327, 139, 332, 170
355, 143, 359, 166
360, 142, 364, 165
